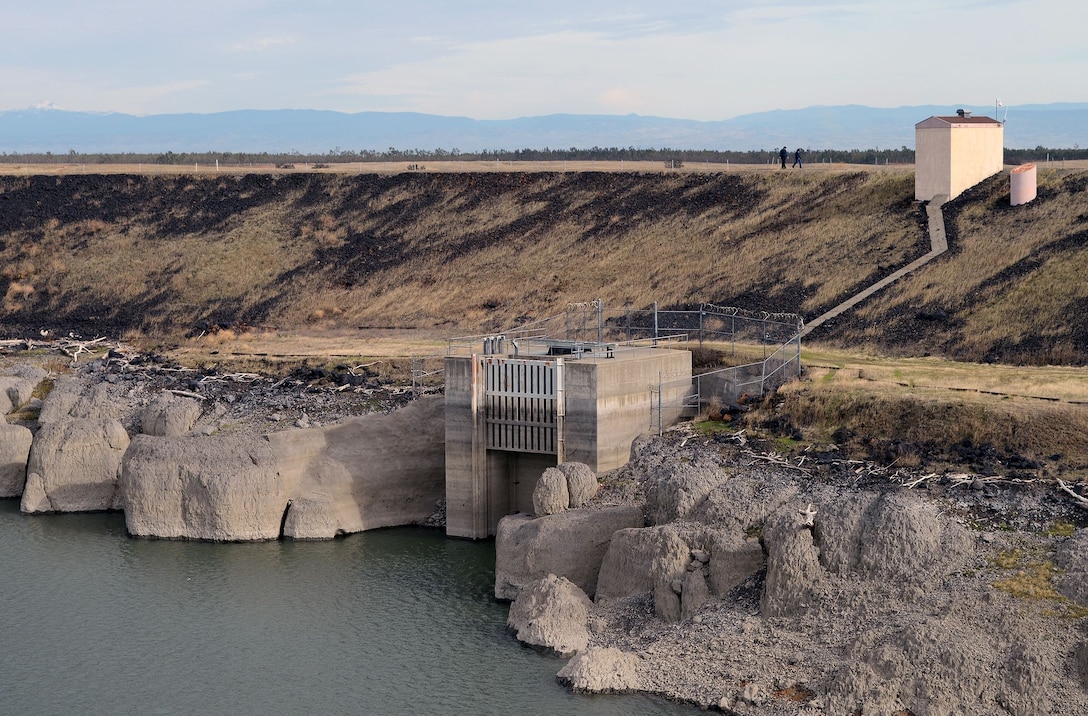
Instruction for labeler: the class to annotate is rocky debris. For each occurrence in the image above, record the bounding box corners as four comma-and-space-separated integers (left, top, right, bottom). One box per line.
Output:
0, 423, 32, 497
21, 418, 129, 513
141, 392, 202, 436
494, 506, 644, 601
555, 647, 642, 694
510, 428, 1088, 715
1056, 529, 1088, 605
506, 574, 593, 658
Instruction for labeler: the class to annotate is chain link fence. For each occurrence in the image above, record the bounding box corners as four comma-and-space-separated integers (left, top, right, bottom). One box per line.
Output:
427, 300, 805, 426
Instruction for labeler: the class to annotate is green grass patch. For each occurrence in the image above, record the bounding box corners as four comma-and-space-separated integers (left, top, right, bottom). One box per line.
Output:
990, 549, 1088, 619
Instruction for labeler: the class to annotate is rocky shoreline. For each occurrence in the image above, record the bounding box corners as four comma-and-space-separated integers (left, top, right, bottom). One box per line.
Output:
0, 341, 447, 538
498, 429, 1088, 715
4, 341, 1088, 714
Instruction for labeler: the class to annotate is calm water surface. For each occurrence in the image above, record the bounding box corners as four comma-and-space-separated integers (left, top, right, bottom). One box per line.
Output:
0, 501, 698, 715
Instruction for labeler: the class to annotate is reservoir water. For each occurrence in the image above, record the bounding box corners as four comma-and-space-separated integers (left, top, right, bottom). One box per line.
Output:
0, 501, 697, 715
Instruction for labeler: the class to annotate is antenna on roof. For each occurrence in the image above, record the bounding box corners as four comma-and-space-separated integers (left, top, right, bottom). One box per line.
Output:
996, 99, 1008, 124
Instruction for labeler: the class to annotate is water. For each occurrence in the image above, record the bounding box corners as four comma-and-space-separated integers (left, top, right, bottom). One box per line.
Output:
0, 501, 696, 715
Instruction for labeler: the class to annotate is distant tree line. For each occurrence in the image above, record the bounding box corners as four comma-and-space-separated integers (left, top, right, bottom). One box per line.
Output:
1, 145, 1085, 166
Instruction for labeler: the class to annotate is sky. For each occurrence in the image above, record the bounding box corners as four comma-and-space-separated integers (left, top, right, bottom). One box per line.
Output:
2, 1, 1085, 120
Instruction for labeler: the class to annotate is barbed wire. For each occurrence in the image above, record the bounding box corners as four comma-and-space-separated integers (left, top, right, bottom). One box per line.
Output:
700, 303, 804, 327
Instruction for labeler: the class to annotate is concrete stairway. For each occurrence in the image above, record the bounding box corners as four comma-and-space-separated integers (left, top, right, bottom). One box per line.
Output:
799, 195, 948, 338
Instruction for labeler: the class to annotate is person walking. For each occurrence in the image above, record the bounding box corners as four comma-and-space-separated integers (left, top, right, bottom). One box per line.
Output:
779, 146, 788, 169
793, 148, 803, 168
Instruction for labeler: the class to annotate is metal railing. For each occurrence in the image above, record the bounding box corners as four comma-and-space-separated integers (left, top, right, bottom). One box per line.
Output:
427, 300, 804, 416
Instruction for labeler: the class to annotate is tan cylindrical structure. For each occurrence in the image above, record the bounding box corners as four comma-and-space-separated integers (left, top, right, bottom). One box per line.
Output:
1011, 163, 1037, 206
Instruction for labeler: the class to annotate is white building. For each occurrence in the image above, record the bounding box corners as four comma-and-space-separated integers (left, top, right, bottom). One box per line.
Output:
915, 110, 1004, 201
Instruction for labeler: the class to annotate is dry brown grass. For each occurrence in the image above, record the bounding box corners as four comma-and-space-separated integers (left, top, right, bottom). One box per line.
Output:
756, 345, 1088, 473
826, 166, 1088, 363
4, 165, 1088, 390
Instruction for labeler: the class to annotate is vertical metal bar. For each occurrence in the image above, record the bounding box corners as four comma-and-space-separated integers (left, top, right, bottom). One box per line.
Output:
555, 358, 565, 463
597, 298, 603, 344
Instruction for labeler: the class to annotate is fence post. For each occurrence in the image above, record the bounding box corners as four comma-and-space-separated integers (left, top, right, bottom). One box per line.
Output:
653, 302, 659, 344
699, 308, 704, 346
795, 323, 803, 377
596, 298, 603, 344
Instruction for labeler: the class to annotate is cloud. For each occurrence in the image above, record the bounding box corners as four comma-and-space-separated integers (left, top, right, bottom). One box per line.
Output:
231, 35, 297, 52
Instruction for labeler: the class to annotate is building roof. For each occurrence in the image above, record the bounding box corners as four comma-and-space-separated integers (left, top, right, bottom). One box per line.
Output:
916, 115, 1002, 128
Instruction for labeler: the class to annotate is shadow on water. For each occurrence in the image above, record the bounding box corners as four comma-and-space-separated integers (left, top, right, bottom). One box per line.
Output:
0, 501, 696, 715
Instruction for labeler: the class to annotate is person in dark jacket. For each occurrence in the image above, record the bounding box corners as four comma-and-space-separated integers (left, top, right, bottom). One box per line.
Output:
779, 146, 788, 169
793, 148, 803, 168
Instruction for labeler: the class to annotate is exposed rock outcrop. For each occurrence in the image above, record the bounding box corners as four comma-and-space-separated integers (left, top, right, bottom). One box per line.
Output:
643, 459, 724, 525
759, 503, 828, 618
532, 462, 600, 517
526, 429, 1088, 715
0, 364, 46, 415
557, 462, 598, 507
507, 574, 593, 658
596, 525, 689, 604
35, 375, 85, 424
556, 647, 642, 694
21, 418, 130, 513
141, 392, 202, 436
494, 505, 644, 601
37, 376, 127, 424
0, 422, 32, 497
532, 467, 570, 517
270, 396, 445, 539
120, 434, 289, 540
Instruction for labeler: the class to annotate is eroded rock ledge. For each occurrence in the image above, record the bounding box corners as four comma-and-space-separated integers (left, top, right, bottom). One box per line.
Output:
497, 429, 1088, 716
2, 358, 445, 540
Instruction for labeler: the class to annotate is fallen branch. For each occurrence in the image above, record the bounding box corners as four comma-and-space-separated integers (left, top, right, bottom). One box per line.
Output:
1057, 479, 1088, 510
167, 389, 206, 401
744, 450, 812, 475
903, 473, 938, 489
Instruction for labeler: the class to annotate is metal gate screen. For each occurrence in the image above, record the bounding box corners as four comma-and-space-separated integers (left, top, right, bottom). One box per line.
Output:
483, 358, 559, 453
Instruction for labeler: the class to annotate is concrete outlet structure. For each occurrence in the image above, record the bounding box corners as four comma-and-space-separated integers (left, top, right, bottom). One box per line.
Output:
445, 343, 692, 539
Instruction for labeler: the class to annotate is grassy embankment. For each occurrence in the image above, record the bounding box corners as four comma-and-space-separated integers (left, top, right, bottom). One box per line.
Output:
2, 165, 1088, 475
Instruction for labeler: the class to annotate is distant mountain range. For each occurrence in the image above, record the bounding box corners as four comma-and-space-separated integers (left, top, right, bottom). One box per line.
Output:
1, 103, 1086, 154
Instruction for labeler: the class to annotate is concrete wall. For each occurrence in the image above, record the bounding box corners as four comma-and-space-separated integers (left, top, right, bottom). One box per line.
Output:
565, 349, 692, 472
444, 356, 485, 539
445, 348, 692, 539
915, 124, 954, 201
949, 122, 1004, 199
916, 117, 1004, 201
